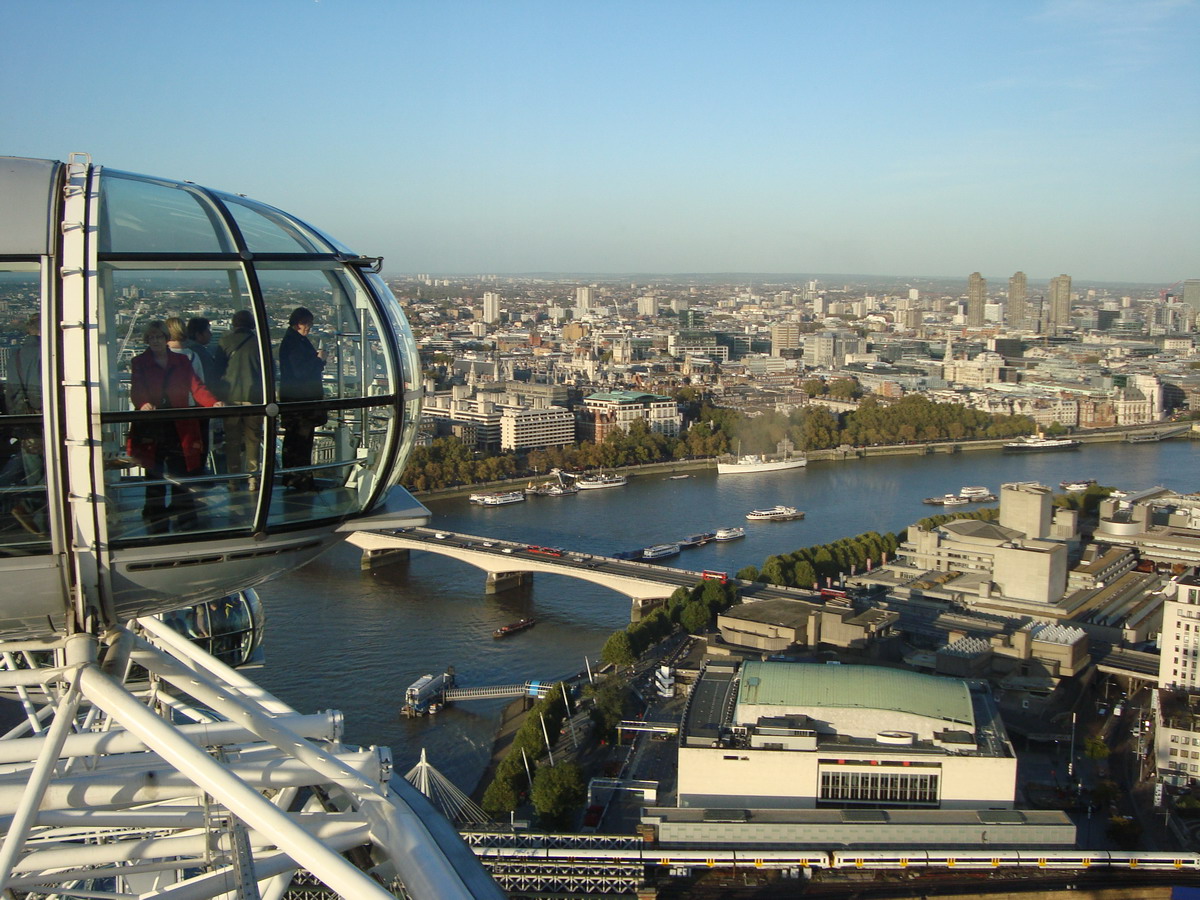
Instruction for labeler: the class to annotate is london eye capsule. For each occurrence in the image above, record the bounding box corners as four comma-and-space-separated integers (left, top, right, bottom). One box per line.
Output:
0, 153, 428, 638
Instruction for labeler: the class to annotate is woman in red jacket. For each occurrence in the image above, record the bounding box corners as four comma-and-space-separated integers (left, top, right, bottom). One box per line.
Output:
129, 321, 224, 534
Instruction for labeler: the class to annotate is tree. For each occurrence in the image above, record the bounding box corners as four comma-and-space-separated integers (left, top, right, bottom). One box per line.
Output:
680, 601, 711, 634
531, 761, 586, 829
481, 774, 519, 817
1083, 736, 1110, 760
600, 630, 635, 667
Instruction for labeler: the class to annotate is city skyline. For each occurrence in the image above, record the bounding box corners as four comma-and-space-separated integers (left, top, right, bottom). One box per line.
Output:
3, 0, 1197, 282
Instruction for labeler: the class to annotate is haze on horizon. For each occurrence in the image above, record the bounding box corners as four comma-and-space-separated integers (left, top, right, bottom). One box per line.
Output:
3, 0, 1196, 285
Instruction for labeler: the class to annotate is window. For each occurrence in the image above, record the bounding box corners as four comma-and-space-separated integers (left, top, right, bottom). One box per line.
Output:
818, 768, 939, 806
0, 263, 49, 553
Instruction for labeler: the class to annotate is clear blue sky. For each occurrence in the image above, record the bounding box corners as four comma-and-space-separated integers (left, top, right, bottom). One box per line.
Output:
4, 0, 1196, 283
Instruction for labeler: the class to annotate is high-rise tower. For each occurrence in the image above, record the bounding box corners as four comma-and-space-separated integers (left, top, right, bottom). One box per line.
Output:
1007, 271, 1027, 328
966, 272, 986, 327
1047, 274, 1072, 333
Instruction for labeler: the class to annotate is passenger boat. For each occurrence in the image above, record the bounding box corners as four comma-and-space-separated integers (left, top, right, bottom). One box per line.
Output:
941, 496, 969, 506
959, 486, 991, 499
574, 472, 628, 490
1060, 479, 1095, 492
493, 617, 536, 639
717, 454, 808, 475
680, 531, 716, 548
641, 543, 681, 560
745, 505, 804, 522
668, 474, 691, 480
543, 482, 579, 496
472, 490, 525, 506
713, 526, 745, 541
1003, 434, 1081, 452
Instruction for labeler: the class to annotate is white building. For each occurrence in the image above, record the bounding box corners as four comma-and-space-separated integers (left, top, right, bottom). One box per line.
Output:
676, 661, 1016, 810
482, 291, 502, 324
500, 405, 576, 452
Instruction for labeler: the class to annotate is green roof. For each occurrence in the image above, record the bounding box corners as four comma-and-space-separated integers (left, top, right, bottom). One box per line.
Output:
584, 390, 673, 403
738, 661, 975, 727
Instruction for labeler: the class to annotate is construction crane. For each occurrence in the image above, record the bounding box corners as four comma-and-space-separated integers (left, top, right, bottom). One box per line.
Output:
1160, 280, 1182, 303
116, 300, 145, 358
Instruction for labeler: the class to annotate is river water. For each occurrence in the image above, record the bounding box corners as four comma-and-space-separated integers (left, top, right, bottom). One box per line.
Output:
253, 440, 1198, 794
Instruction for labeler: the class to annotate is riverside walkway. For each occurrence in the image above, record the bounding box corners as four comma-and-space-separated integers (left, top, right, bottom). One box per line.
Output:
346, 528, 823, 620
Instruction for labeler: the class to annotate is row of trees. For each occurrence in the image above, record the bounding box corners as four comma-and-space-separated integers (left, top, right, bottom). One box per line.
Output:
735, 530, 903, 589
601, 579, 740, 667
400, 394, 1039, 492
480, 681, 587, 828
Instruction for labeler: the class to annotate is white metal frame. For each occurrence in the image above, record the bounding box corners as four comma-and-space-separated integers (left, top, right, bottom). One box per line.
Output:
0, 617, 500, 898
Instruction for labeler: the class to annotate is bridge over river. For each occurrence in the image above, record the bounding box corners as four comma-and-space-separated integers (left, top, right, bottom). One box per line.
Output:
346, 528, 823, 620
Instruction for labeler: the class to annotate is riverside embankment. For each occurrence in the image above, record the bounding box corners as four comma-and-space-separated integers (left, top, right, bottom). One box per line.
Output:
412, 423, 1195, 502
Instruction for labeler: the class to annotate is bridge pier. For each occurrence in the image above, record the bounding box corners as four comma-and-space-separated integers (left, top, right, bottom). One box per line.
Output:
630, 596, 666, 623
486, 571, 531, 593
359, 547, 409, 570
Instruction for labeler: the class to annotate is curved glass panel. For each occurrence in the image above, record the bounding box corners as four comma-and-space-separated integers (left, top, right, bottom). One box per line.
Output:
159, 589, 264, 667
218, 194, 338, 255
99, 173, 235, 254
365, 271, 422, 487
0, 263, 50, 553
256, 262, 398, 528
96, 262, 264, 541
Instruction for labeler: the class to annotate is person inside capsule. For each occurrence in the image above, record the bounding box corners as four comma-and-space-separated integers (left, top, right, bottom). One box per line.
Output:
127, 320, 225, 534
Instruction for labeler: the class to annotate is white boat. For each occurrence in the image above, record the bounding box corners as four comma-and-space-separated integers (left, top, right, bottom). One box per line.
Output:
472, 490, 525, 506
959, 486, 990, 499
1060, 479, 1095, 492
941, 495, 969, 506
642, 543, 681, 560
745, 505, 804, 522
1003, 434, 1081, 452
575, 472, 628, 490
713, 526, 745, 541
717, 454, 808, 475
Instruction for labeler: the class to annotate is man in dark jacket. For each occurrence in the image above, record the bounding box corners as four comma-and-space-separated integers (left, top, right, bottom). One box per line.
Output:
277, 307, 326, 491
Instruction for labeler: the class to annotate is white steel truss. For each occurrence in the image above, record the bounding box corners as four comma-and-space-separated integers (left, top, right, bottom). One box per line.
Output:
0, 617, 501, 899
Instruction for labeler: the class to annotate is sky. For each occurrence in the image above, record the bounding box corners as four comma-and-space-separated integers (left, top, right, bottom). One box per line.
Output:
3, 0, 1197, 283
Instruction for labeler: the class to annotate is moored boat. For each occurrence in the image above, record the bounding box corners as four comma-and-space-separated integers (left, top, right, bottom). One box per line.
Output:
493, 617, 536, 638
681, 531, 716, 547
1003, 434, 1081, 452
713, 526, 745, 541
642, 543, 681, 560
1060, 479, 1095, 492
717, 454, 808, 475
745, 505, 804, 521
473, 490, 525, 506
941, 495, 969, 506
959, 486, 991, 498
574, 472, 628, 490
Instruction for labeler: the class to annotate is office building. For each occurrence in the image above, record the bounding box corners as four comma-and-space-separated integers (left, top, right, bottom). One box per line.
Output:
482, 291, 502, 325
1047, 274, 1072, 333
966, 272, 986, 328
1007, 272, 1027, 328
575, 285, 595, 312
500, 406, 576, 451
578, 390, 681, 442
770, 321, 803, 356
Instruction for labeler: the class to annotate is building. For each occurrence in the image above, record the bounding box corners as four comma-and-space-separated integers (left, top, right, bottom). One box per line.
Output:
676, 661, 1017, 810
482, 291, 502, 325
805, 330, 864, 368
575, 285, 595, 312
499, 405, 576, 451
770, 321, 803, 356
1158, 573, 1200, 692
636, 295, 659, 317
1007, 271, 1027, 328
578, 390, 681, 442
966, 272, 986, 328
1047, 274, 1072, 334
1182, 280, 1200, 318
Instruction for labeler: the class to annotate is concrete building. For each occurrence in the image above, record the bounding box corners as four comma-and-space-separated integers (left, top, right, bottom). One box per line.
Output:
578, 390, 681, 442
676, 661, 1017, 810
482, 291, 502, 325
1007, 271, 1027, 328
770, 321, 803, 356
636, 295, 659, 317
1048, 274, 1072, 334
575, 285, 595, 312
966, 272, 986, 328
805, 330, 864, 368
499, 405, 576, 452
1158, 573, 1200, 692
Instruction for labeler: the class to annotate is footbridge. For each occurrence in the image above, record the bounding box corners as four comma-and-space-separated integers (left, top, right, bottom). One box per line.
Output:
346, 528, 819, 619
443, 681, 555, 702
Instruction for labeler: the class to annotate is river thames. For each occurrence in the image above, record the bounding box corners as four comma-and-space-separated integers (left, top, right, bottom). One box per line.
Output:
253, 439, 1198, 795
